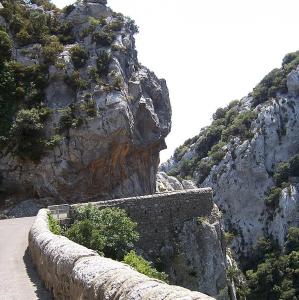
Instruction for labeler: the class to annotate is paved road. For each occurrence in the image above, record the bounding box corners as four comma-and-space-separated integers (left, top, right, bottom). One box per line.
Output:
0, 217, 52, 300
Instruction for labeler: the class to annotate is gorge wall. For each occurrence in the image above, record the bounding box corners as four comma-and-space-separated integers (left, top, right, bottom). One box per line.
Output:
0, 0, 171, 206
161, 51, 299, 258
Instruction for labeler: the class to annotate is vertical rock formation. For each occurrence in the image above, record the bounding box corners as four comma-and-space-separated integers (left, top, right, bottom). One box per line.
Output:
161, 52, 299, 257
0, 0, 171, 202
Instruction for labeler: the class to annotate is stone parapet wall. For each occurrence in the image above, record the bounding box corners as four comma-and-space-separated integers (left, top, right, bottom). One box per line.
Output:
29, 208, 215, 299
70, 189, 214, 255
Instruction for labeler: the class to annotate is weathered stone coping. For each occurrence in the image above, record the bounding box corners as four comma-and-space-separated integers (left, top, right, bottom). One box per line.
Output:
29, 208, 215, 299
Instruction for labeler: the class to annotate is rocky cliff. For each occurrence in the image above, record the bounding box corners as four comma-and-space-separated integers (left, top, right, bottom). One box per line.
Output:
0, 0, 171, 205
161, 52, 299, 258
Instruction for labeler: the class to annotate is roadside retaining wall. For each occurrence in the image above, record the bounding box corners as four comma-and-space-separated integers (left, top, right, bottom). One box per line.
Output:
29, 208, 215, 299
70, 188, 214, 256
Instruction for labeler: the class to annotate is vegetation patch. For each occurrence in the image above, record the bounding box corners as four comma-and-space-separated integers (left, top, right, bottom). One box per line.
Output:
244, 231, 299, 300
0, 30, 13, 62
48, 205, 168, 282
265, 153, 299, 212
9, 107, 52, 161
123, 251, 168, 282
65, 71, 88, 91
92, 30, 116, 47
42, 36, 64, 65
96, 50, 111, 76
58, 106, 82, 133
252, 50, 299, 106
70, 45, 88, 69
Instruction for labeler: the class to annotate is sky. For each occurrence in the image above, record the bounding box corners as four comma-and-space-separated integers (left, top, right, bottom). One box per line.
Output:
52, 0, 299, 162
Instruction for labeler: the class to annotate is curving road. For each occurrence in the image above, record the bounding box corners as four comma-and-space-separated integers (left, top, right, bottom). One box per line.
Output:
0, 217, 51, 300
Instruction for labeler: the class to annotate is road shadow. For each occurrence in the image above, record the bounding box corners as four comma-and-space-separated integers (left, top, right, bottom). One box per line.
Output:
23, 247, 53, 300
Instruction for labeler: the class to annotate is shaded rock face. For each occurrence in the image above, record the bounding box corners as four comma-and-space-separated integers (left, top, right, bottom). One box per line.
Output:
163, 204, 227, 297
0, 0, 171, 202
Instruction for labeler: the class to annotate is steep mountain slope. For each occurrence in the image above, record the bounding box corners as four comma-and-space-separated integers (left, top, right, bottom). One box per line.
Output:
0, 0, 171, 205
161, 51, 299, 257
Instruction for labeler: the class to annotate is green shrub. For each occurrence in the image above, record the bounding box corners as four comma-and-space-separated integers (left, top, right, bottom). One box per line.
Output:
174, 145, 188, 161
65, 71, 88, 90
195, 124, 223, 160
0, 30, 12, 62
222, 111, 257, 142
282, 50, 299, 74
208, 142, 226, 163
252, 51, 299, 106
285, 227, 299, 254
42, 37, 63, 65
15, 29, 32, 45
252, 68, 287, 106
88, 16, 101, 27
180, 158, 195, 178
224, 232, 235, 245
44, 134, 63, 149
112, 74, 123, 91
96, 50, 111, 76
282, 51, 299, 66
66, 219, 105, 254
57, 21, 75, 44
274, 162, 290, 187
289, 154, 299, 177
92, 30, 115, 46
58, 106, 81, 132
81, 95, 97, 118
48, 213, 62, 235
212, 107, 227, 121
127, 17, 139, 34
246, 239, 299, 300
108, 19, 123, 31
62, 4, 75, 16
0, 62, 18, 137
70, 45, 88, 69
0, 61, 48, 139
123, 250, 169, 282
68, 206, 139, 260
197, 216, 208, 225
196, 160, 214, 184
10, 107, 51, 161
273, 154, 299, 188
265, 187, 282, 210
0, 0, 57, 47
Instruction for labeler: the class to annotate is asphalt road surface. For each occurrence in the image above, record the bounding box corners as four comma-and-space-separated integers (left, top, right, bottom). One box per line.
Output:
0, 217, 52, 299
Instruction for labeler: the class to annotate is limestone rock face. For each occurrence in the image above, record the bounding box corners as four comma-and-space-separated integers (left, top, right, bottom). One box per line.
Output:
201, 95, 299, 255
163, 204, 227, 296
162, 67, 299, 257
0, 0, 171, 202
156, 171, 197, 192
268, 184, 299, 247
65, 0, 112, 25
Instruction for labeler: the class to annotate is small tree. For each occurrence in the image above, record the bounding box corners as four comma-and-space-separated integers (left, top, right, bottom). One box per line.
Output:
0, 30, 13, 62
285, 227, 299, 254
96, 50, 111, 76
70, 45, 88, 69
10, 107, 51, 161
66, 206, 139, 260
